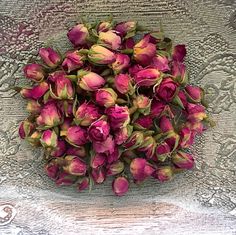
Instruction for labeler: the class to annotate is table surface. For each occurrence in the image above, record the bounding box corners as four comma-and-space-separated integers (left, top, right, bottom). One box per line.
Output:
0, 0, 236, 234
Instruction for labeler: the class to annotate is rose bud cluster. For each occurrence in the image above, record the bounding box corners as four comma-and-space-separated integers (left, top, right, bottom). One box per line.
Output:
18, 17, 212, 197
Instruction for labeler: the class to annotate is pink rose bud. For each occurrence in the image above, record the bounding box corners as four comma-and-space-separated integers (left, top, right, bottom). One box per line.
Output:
90, 153, 106, 168
66, 145, 86, 158
185, 85, 202, 103
23, 64, 44, 82
36, 102, 61, 128
77, 177, 89, 191
39, 47, 60, 68
107, 161, 124, 176
151, 55, 170, 72
93, 135, 115, 155
138, 136, 156, 159
134, 95, 151, 115
154, 166, 173, 182
186, 121, 204, 134
50, 73, 74, 100
130, 158, 148, 181
66, 126, 88, 146
112, 54, 130, 74
115, 21, 136, 37
114, 125, 133, 145
172, 151, 194, 170
40, 129, 58, 148
178, 90, 188, 108
114, 74, 132, 94
98, 30, 121, 50
27, 131, 42, 146
124, 131, 144, 150
19, 120, 34, 139
63, 155, 87, 176
97, 21, 112, 32
150, 100, 166, 118
88, 45, 116, 65
155, 142, 171, 161
20, 81, 49, 100
134, 115, 153, 130
56, 171, 76, 186
95, 88, 117, 108
26, 100, 41, 114
134, 68, 161, 87
74, 102, 100, 126
172, 44, 186, 62
78, 70, 105, 91
179, 127, 195, 148
112, 176, 129, 196
107, 147, 121, 164
67, 24, 89, 47
88, 120, 110, 142
91, 167, 106, 184
45, 161, 59, 180
129, 64, 143, 77
123, 38, 135, 49
155, 77, 178, 102
159, 116, 173, 133
171, 62, 187, 84
134, 35, 156, 66
106, 105, 130, 130
186, 103, 207, 122
51, 140, 67, 158
62, 50, 84, 73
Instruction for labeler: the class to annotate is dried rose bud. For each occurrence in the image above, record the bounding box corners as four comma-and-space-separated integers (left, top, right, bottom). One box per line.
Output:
171, 62, 187, 84
134, 95, 151, 115
27, 131, 41, 146
138, 136, 156, 159
114, 125, 133, 145
186, 103, 207, 122
155, 77, 178, 102
185, 85, 203, 103
90, 153, 106, 168
39, 47, 60, 68
23, 64, 44, 82
115, 21, 136, 38
124, 131, 144, 150
112, 176, 129, 196
74, 102, 100, 126
107, 147, 121, 164
107, 161, 124, 176
36, 102, 61, 128
56, 172, 76, 186
63, 155, 87, 176
172, 151, 194, 170
93, 135, 115, 155
177, 90, 188, 108
66, 145, 86, 158
150, 100, 167, 118
97, 21, 112, 32
20, 81, 49, 100
88, 45, 116, 65
154, 166, 173, 182
26, 100, 41, 114
159, 116, 174, 133
134, 35, 156, 66
114, 74, 132, 95
134, 68, 161, 87
112, 53, 130, 74
98, 30, 121, 50
151, 55, 170, 72
95, 88, 117, 108
186, 121, 204, 134
40, 129, 58, 149
67, 24, 89, 47
155, 142, 171, 161
19, 120, 34, 139
51, 140, 67, 158
77, 177, 89, 191
78, 70, 105, 91
62, 50, 84, 73
134, 115, 153, 130
66, 126, 88, 146
50, 73, 74, 100
91, 167, 106, 184
179, 127, 195, 148
123, 38, 135, 49
45, 161, 59, 180
88, 120, 110, 142
106, 105, 130, 130
172, 45, 186, 62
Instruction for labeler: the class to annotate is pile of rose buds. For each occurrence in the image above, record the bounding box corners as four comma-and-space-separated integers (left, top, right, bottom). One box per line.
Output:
18, 17, 212, 196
